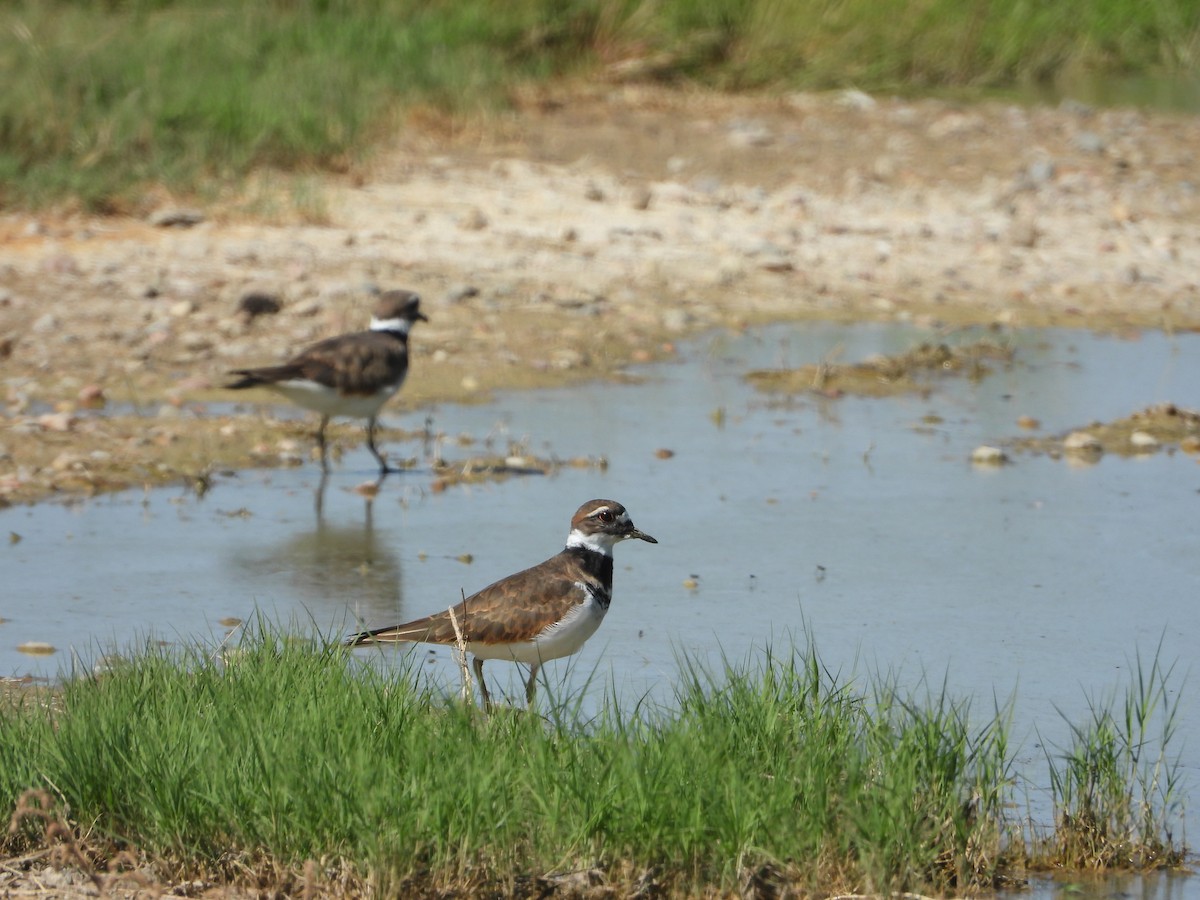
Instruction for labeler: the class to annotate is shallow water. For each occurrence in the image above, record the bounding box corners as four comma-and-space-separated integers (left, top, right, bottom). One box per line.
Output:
3, 322, 1199, 893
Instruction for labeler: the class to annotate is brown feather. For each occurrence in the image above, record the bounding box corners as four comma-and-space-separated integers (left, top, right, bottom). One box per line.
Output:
351, 553, 596, 647
227, 331, 409, 395
225, 290, 423, 395
291, 332, 410, 395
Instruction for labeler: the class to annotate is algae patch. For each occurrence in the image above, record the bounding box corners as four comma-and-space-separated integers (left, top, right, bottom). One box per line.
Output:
429, 450, 606, 492
745, 338, 1014, 398
1010, 403, 1200, 461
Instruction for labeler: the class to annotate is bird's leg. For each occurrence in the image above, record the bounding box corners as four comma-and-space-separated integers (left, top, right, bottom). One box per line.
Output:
366, 415, 389, 474
315, 415, 331, 472
524, 663, 540, 705
472, 657, 492, 711
314, 470, 329, 518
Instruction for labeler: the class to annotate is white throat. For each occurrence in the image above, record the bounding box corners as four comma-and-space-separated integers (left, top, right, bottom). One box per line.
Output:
565, 528, 617, 556
370, 316, 412, 335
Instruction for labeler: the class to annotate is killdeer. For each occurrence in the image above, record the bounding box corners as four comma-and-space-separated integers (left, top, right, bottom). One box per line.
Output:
226, 290, 427, 474
348, 499, 657, 708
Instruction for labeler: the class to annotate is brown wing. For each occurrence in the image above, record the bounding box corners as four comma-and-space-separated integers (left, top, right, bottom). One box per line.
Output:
227, 332, 408, 394
296, 332, 409, 395
348, 555, 584, 647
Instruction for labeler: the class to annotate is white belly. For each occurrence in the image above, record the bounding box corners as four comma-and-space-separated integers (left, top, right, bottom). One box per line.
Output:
268, 379, 400, 418
468, 588, 607, 665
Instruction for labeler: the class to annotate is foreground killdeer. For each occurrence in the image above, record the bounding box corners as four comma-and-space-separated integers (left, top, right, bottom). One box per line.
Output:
347, 499, 657, 708
226, 290, 427, 474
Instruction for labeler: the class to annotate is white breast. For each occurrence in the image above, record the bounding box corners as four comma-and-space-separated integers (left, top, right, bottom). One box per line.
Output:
269, 378, 401, 418
467, 583, 608, 665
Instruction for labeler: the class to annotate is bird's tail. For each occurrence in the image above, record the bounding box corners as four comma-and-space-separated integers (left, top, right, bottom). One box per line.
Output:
225, 366, 293, 390
344, 622, 430, 647
225, 370, 266, 390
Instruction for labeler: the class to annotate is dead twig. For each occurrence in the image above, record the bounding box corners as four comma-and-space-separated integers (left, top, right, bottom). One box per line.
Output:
447, 590, 473, 704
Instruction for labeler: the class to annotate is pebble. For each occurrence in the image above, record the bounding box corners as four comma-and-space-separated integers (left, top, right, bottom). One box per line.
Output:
51, 452, 84, 471
31, 313, 58, 334
727, 120, 774, 147
927, 112, 978, 140
149, 207, 205, 228
1025, 159, 1057, 186
459, 208, 488, 231
1009, 216, 1040, 249
1074, 131, 1106, 154
837, 89, 876, 111
37, 412, 74, 432
445, 284, 480, 304
1129, 430, 1159, 451
971, 445, 1008, 465
551, 348, 585, 369
237, 292, 282, 321
290, 298, 324, 318
77, 384, 106, 407
180, 331, 214, 352
17, 642, 57, 656
660, 309, 693, 332
758, 252, 794, 273
1063, 431, 1102, 453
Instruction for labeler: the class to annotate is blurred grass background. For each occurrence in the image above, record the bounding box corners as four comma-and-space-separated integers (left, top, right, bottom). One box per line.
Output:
2, 0, 1198, 211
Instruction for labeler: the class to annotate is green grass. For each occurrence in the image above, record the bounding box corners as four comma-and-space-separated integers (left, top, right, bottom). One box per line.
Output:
1040, 646, 1185, 870
2, 0, 1199, 211
0, 629, 1186, 895
0, 0, 596, 210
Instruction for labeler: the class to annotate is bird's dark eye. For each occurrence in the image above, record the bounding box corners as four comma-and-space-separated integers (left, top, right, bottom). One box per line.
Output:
598, 510, 614, 523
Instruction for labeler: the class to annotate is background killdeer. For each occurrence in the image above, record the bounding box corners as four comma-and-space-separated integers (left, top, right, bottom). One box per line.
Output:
347, 499, 657, 708
226, 289, 427, 473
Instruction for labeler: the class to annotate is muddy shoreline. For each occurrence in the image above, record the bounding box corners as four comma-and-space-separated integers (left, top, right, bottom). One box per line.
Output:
2, 87, 1198, 506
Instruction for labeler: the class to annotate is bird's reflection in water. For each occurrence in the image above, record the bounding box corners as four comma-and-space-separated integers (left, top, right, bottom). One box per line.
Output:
230, 474, 406, 628
314, 469, 389, 520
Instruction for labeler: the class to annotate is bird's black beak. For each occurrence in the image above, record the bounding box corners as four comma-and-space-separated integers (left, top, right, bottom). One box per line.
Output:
627, 527, 657, 544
